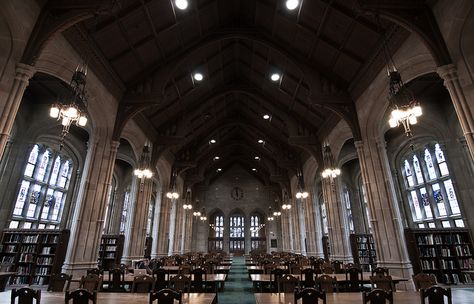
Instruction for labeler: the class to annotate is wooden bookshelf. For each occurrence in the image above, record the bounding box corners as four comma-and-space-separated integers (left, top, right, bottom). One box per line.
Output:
98, 234, 124, 270
0, 229, 69, 286
322, 236, 330, 261
350, 234, 377, 271
405, 228, 474, 284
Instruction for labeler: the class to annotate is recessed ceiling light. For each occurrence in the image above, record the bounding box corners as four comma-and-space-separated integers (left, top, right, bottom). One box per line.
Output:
213, 156, 220, 161
175, 0, 189, 10
217, 168, 222, 172
270, 73, 281, 82
258, 139, 265, 144
263, 114, 271, 120
254, 156, 260, 160
209, 139, 216, 144
193, 72, 203, 81
252, 168, 257, 172
286, 0, 299, 10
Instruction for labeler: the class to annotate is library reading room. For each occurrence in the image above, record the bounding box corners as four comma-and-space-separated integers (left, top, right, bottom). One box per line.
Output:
1, 0, 474, 303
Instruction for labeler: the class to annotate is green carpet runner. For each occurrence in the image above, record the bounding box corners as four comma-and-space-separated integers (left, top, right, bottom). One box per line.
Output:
218, 256, 255, 304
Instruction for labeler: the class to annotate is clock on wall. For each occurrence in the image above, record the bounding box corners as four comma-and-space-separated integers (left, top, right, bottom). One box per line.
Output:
231, 187, 244, 200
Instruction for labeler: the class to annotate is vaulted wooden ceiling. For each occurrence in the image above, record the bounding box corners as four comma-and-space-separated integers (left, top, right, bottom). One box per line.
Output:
58, 0, 414, 188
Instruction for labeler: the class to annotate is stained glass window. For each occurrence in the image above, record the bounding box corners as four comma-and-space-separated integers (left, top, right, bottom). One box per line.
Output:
120, 191, 130, 234
400, 142, 464, 227
230, 215, 244, 238
214, 215, 224, 238
342, 187, 354, 233
321, 202, 328, 235
250, 215, 260, 237
11, 144, 74, 229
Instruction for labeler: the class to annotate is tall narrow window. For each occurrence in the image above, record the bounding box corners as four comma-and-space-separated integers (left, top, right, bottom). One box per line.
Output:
342, 187, 355, 233
399, 142, 464, 227
321, 202, 328, 235
10, 144, 74, 229
250, 215, 260, 237
120, 191, 130, 234
209, 214, 224, 251
215, 215, 224, 238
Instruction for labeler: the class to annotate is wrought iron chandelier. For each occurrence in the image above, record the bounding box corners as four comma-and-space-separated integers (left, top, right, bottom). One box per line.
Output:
321, 145, 340, 180
50, 64, 88, 148
134, 145, 153, 180
295, 168, 308, 199
182, 188, 193, 210
166, 169, 179, 200
282, 190, 291, 210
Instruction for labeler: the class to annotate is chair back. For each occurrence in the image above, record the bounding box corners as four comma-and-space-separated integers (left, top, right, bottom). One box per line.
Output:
345, 266, 363, 292
179, 264, 191, 274
169, 274, 191, 293
301, 268, 315, 288
279, 274, 299, 293
80, 274, 101, 293
153, 268, 167, 291
372, 267, 389, 276
131, 275, 155, 293
363, 289, 393, 304
369, 275, 394, 292
86, 268, 102, 276
413, 273, 437, 291
107, 268, 125, 291
316, 275, 337, 293
11, 288, 41, 304
331, 260, 344, 274
270, 268, 286, 292
321, 262, 334, 274
294, 288, 326, 304
65, 289, 96, 304
149, 288, 182, 304
47, 273, 72, 292
420, 286, 452, 304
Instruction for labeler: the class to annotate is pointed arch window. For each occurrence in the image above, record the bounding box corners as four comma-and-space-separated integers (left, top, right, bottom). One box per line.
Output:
342, 186, 355, 234
400, 142, 464, 228
10, 144, 74, 229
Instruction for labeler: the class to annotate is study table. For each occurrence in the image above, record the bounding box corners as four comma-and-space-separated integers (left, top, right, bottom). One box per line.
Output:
162, 266, 231, 274
255, 291, 469, 304
0, 272, 16, 292
0, 290, 217, 304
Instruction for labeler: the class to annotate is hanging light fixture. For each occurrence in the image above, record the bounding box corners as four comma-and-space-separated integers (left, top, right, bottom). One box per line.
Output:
321, 145, 340, 181
281, 190, 292, 210
182, 188, 193, 210
166, 169, 180, 200
50, 64, 88, 148
376, 15, 422, 137
267, 206, 274, 221
134, 145, 153, 181
295, 168, 309, 199
200, 208, 207, 221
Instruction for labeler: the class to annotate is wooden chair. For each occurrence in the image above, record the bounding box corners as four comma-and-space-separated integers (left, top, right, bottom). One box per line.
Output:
279, 274, 299, 293
344, 262, 355, 270
270, 268, 286, 292
413, 273, 437, 291
178, 264, 191, 275
369, 275, 394, 292
79, 274, 101, 293
11, 288, 41, 304
106, 268, 125, 292
372, 267, 389, 276
152, 268, 167, 291
47, 273, 71, 292
321, 262, 334, 274
315, 275, 337, 293
345, 266, 363, 292
301, 268, 316, 288
131, 275, 155, 293
331, 260, 344, 274
149, 288, 182, 304
420, 285, 452, 304
191, 268, 206, 292
363, 289, 393, 304
169, 274, 191, 293
86, 268, 102, 276
65, 289, 96, 304
294, 287, 326, 304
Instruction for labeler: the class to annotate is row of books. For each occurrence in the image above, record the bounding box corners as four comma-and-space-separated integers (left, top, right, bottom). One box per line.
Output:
3, 233, 59, 244
417, 234, 466, 245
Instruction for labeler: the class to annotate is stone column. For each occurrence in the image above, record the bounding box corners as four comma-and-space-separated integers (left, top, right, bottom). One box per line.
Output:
355, 139, 413, 289
303, 192, 318, 256
151, 190, 163, 258
156, 195, 172, 257
312, 194, 325, 258
437, 64, 474, 162
321, 177, 352, 262
173, 201, 183, 255
122, 178, 153, 263
297, 198, 307, 255
62, 139, 119, 276
168, 200, 177, 256
0, 63, 35, 161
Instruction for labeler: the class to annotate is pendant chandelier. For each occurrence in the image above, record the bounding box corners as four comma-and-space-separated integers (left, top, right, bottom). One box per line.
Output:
182, 188, 193, 210
50, 64, 88, 148
282, 190, 291, 210
134, 145, 153, 181
295, 168, 308, 199
321, 145, 340, 180
166, 169, 179, 200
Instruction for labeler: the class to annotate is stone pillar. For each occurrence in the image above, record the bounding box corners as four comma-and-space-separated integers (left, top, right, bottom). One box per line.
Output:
280, 210, 289, 251
437, 64, 474, 162
355, 139, 413, 289
173, 201, 183, 255
168, 200, 177, 256
151, 190, 163, 258
156, 195, 172, 257
321, 177, 352, 262
0, 63, 35, 161
122, 178, 153, 263
312, 194, 325, 258
303, 192, 318, 256
62, 139, 119, 276
297, 198, 307, 255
